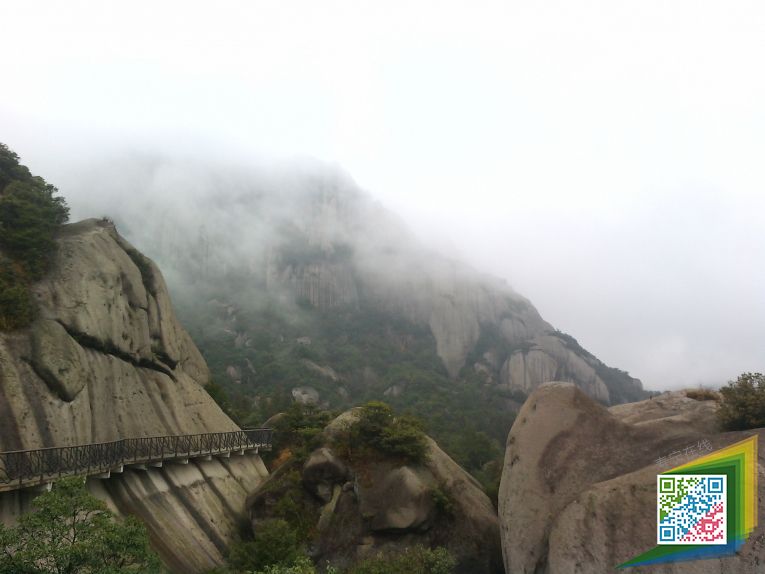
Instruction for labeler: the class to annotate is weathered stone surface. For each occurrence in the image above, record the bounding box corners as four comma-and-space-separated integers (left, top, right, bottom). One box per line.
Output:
0, 219, 269, 573
251, 410, 503, 573
291, 386, 319, 405
303, 447, 348, 502
499, 335, 611, 403
498, 383, 765, 573
361, 465, 434, 532
29, 319, 92, 401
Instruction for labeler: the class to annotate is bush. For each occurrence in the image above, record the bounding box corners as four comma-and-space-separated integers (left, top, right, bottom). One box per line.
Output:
272, 403, 334, 462
685, 388, 720, 401
228, 519, 305, 573
0, 143, 69, 331
349, 402, 428, 463
348, 546, 455, 574
0, 476, 160, 573
431, 485, 455, 517
717, 373, 765, 431
252, 556, 340, 574
0, 179, 69, 279
0, 260, 34, 330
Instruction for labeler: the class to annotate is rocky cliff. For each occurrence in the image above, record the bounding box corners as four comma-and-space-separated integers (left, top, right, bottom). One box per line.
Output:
71, 158, 646, 407
0, 219, 269, 572
497, 383, 765, 573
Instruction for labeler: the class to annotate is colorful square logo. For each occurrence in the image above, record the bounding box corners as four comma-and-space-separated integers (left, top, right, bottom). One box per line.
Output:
618, 435, 758, 568
656, 474, 726, 545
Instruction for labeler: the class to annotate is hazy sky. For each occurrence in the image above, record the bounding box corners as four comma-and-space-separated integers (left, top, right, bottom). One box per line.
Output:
2, 1, 764, 390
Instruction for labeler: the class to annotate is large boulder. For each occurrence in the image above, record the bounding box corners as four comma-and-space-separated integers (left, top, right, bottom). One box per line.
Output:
0, 219, 269, 573
303, 447, 349, 502
498, 382, 765, 573
361, 465, 435, 532
249, 412, 504, 573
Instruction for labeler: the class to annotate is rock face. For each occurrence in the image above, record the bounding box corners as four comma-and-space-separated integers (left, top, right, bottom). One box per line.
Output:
498, 383, 765, 573
248, 412, 503, 573
74, 159, 646, 405
0, 219, 269, 572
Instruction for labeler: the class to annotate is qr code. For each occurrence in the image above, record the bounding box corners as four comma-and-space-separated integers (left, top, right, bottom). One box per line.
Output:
657, 474, 726, 545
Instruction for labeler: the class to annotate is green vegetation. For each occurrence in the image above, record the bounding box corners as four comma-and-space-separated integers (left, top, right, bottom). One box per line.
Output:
685, 388, 720, 401
184, 298, 512, 504
717, 372, 765, 431
251, 556, 339, 574
230, 546, 455, 574
0, 143, 69, 330
348, 546, 455, 574
0, 477, 160, 573
430, 485, 455, 517
227, 519, 306, 573
270, 403, 335, 462
343, 401, 428, 463
0, 262, 34, 330
205, 380, 240, 422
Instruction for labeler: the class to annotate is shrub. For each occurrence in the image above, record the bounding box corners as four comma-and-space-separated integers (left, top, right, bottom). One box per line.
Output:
0, 143, 69, 331
431, 485, 455, 517
0, 260, 34, 330
349, 402, 428, 463
717, 373, 765, 431
228, 519, 305, 573
348, 546, 456, 574
205, 380, 240, 422
272, 403, 334, 462
0, 179, 69, 279
252, 556, 341, 574
685, 388, 720, 401
0, 476, 160, 573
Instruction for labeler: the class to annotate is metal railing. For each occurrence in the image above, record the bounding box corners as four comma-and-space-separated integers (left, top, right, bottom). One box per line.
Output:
0, 428, 272, 492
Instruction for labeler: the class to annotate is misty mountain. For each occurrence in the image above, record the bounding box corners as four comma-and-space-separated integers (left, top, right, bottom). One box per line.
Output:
66, 155, 647, 469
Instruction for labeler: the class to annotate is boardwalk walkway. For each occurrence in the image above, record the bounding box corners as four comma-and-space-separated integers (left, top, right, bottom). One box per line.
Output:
0, 428, 272, 493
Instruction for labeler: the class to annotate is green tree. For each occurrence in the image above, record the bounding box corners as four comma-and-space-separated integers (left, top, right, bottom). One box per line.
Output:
0, 143, 69, 331
0, 144, 32, 192
228, 519, 304, 573
349, 402, 428, 463
717, 372, 765, 431
0, 179, 69, 279
0, 260, 34, 330
271, 403, 333, 462
0, 477, 160, 573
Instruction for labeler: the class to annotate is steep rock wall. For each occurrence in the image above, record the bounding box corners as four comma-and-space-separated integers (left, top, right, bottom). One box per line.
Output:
68, 160, 646, 404
0, 219, 268, 572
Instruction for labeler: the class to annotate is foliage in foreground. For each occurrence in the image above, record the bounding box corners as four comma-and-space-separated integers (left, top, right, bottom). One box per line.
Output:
717, 372, 765, 431
0, 477, 160, 573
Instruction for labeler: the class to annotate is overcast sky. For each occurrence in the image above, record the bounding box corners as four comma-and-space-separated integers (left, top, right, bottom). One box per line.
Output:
2, 0, 764, 390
